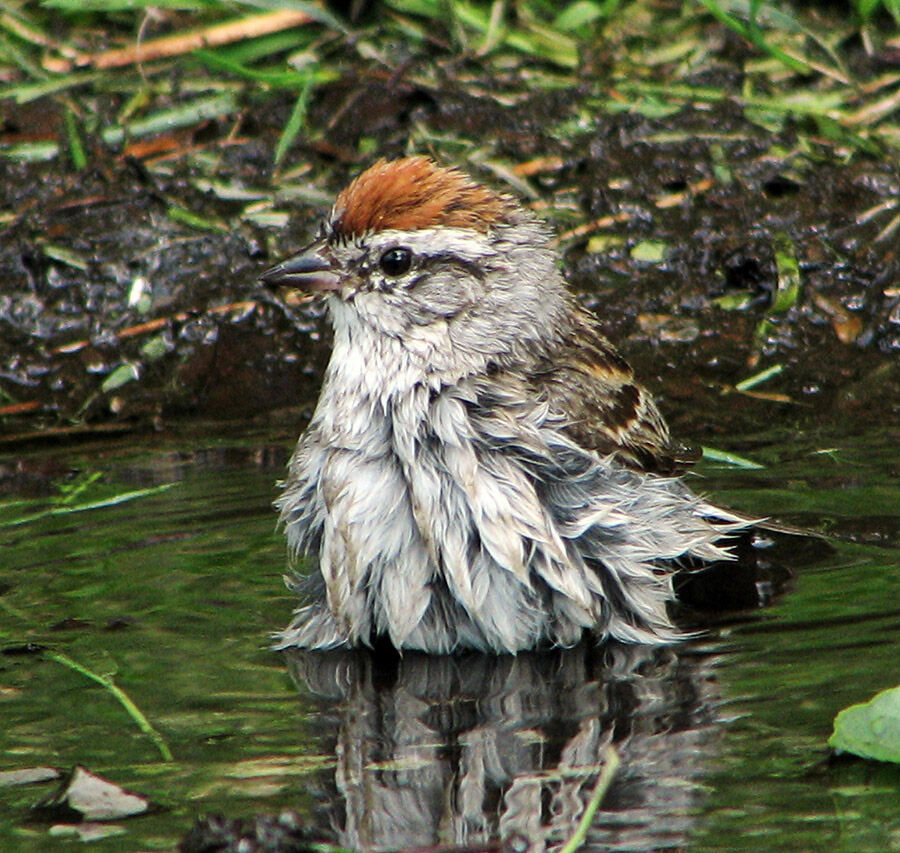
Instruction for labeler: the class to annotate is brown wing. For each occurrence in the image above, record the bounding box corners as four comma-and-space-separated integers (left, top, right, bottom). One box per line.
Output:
528, 308, 694, 474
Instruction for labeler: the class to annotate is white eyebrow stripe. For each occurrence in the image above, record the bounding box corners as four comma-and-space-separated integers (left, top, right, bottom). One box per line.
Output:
362, 228, 498, 263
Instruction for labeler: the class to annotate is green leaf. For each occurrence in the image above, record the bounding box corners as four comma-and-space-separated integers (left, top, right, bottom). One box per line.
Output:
47, 651, 173, 763
384, 0, 442, 18
557, 746, 620, 853
554, 1, 610, 31
101, 363, 140, 393
0, 483, 176, 528
854, 0, 882, 21
829, 685, 900, 763
140, 335, 174, 362
715, 291, 754, 310
696, 0, 811, 74
230, 0, 346, 33
585, 234, 624, 253
0, 140, 60, 162
629, 240, 668, 262
0, 69, 101, 105
41, 242, 90, 270
191, 48, 332, 88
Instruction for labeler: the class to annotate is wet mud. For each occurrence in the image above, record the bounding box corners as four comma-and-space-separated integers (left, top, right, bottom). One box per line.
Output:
2, 72, 898, 448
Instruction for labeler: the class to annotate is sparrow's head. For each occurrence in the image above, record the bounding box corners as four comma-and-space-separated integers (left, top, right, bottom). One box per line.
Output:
261, 157, 569, 368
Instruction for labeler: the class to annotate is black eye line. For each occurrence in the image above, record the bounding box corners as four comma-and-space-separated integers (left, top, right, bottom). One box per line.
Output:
357, 246, 490, 289
416, 253, 488, 282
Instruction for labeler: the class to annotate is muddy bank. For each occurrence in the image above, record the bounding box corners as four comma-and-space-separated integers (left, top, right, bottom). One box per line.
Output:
1, 73, 898, 448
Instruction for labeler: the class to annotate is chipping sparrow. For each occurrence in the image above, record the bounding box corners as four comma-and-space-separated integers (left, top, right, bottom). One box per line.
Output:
261, 156, 745, 654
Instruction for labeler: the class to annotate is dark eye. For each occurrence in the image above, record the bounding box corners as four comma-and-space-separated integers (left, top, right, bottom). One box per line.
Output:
379, 247, 413, 277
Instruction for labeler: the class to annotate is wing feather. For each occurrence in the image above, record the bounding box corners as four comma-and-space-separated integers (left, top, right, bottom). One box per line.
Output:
527, 308, 693, 473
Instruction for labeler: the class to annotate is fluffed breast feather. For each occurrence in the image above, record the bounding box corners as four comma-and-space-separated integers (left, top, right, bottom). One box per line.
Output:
274, 370, 745, 654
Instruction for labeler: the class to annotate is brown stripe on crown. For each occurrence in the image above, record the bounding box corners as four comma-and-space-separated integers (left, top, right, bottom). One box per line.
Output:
331, 157, 517, 237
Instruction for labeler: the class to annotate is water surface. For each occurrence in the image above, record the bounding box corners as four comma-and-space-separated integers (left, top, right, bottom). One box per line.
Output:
0, 426, 897, 851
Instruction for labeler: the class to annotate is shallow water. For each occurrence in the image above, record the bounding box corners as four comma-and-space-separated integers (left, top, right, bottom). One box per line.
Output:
0, 426, 897, 851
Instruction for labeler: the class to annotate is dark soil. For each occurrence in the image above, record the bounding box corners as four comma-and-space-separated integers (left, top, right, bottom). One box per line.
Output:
2, 69, 898, 450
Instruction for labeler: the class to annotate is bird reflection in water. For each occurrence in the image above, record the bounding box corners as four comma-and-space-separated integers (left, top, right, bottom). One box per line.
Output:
285, 641, 723, 852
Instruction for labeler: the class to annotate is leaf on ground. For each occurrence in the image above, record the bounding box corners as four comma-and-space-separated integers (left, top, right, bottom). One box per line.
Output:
829, 685, 900, 764
31, 766, 152, 822
100, 362, 140, 393
0, 767, 60, 787
630, 239, 668, 262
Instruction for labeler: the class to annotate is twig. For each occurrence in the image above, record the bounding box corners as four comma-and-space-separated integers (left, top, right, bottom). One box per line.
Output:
512, 156, 566, 177
0, 10, 80, 59
0, 400, 42, 416
553, 211, 632, 245
51, 300, 258, 355
43, 11, 316, 73
655, 177, 715, 209
873, 210, 900, 244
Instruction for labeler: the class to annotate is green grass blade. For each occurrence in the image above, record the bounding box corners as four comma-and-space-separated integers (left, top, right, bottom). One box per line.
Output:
701, 446, 766, 469
274, 77, 312, 168
192, 47, 331, 88
230, 0, 347, 33
63, 106, 87, 170
0, 483, 177, 529
101, 92, 238, 146
735, 363, 784, 391
558, 746, 621, 853
696, 0, 811, 74
0, 70, 102, 105
47, 651, 174, 763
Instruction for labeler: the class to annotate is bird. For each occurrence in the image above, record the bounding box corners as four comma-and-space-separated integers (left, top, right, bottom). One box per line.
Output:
260, 156, 746, 655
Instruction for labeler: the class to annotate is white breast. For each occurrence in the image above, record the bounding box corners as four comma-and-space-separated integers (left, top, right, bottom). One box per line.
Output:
287, 297, 555, 651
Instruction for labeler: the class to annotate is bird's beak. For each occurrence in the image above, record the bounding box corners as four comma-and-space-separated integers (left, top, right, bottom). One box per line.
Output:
259, 241, 341, 303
